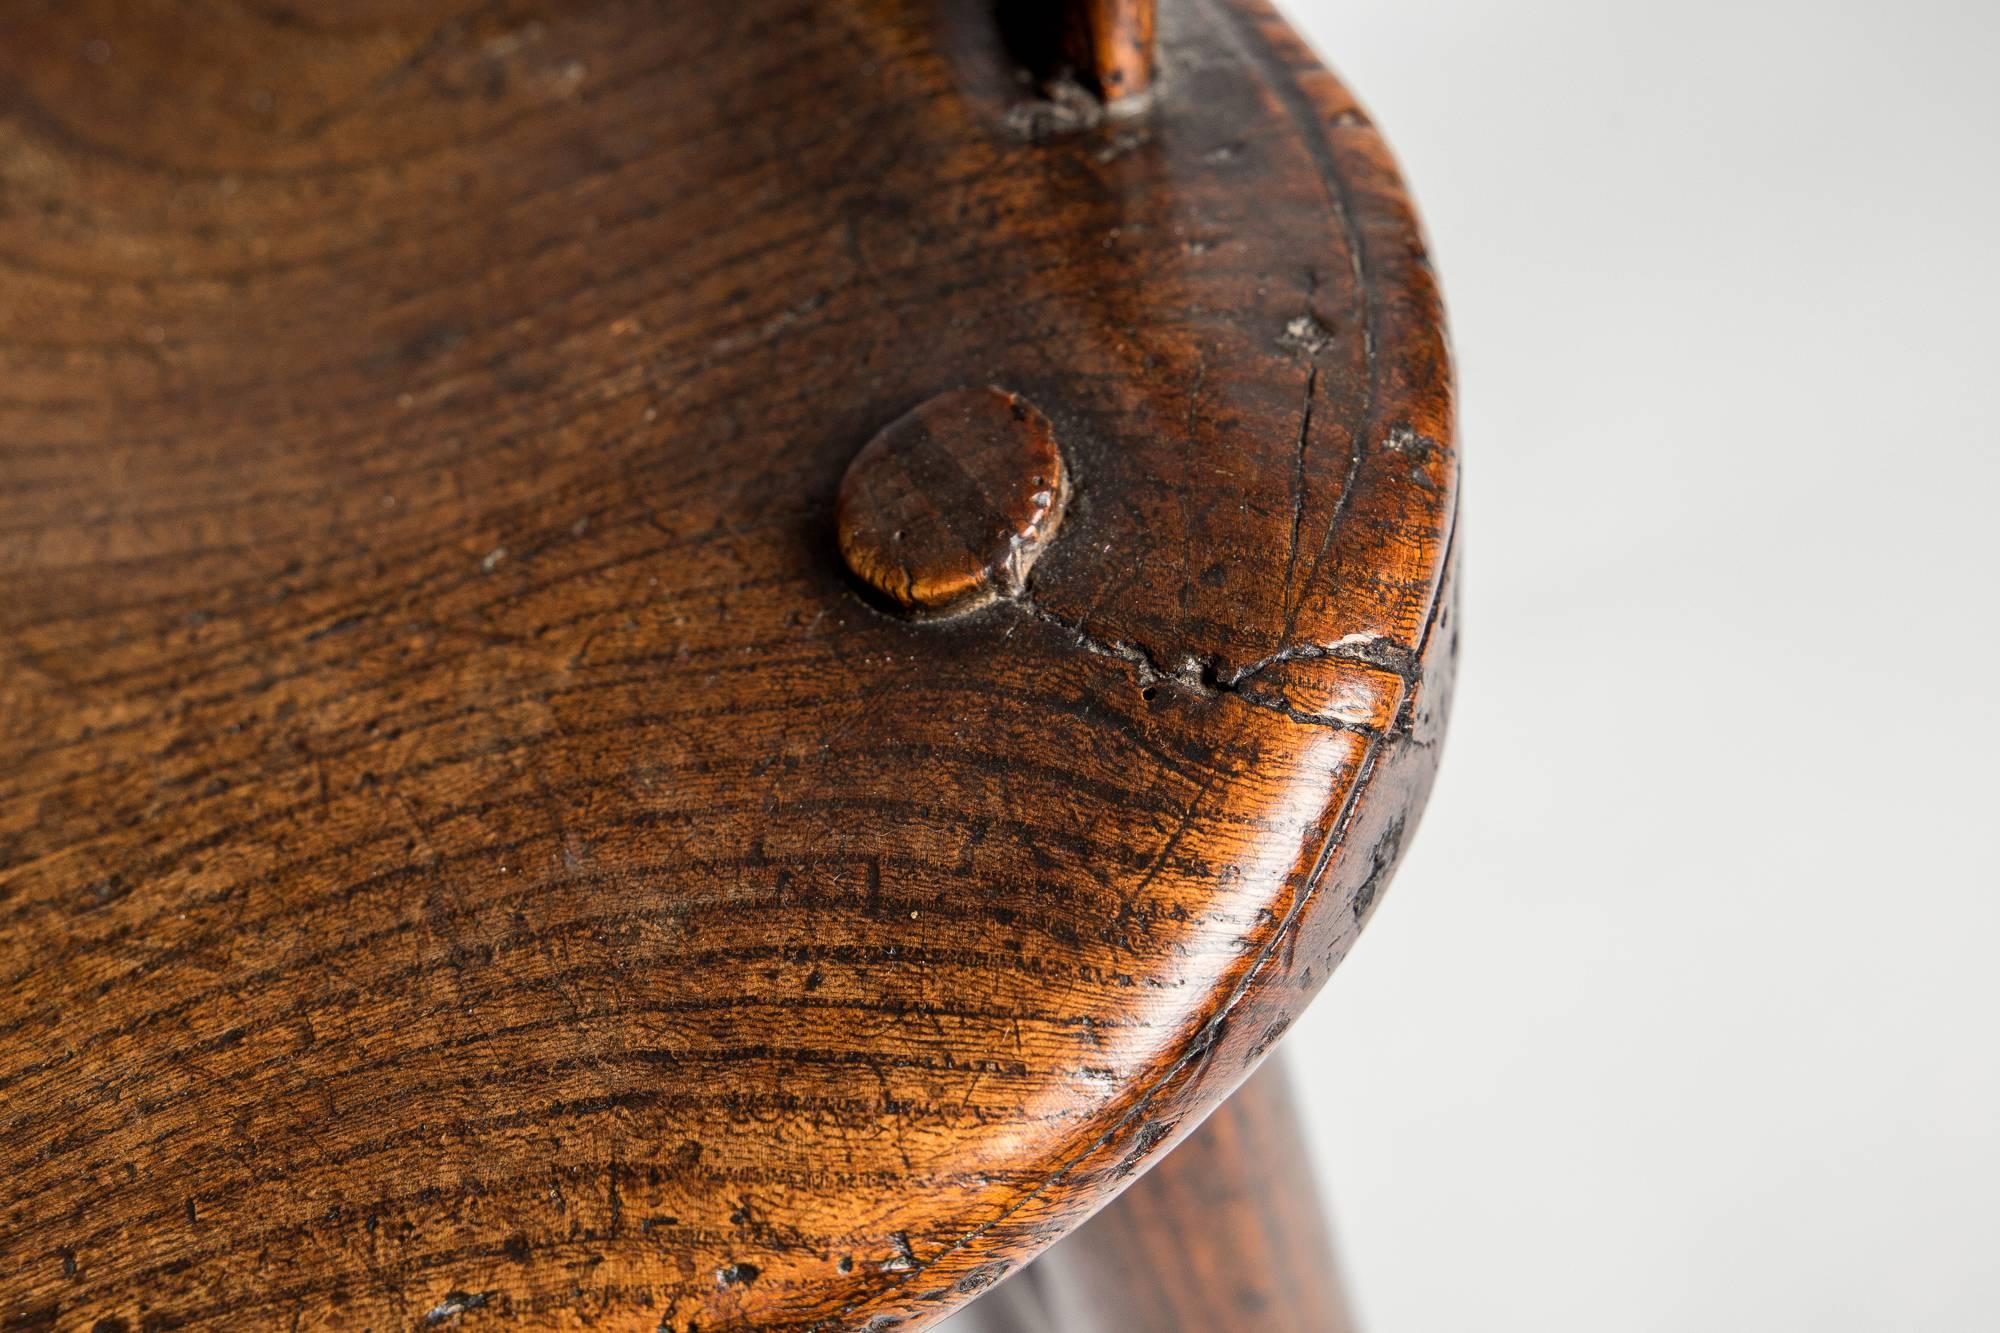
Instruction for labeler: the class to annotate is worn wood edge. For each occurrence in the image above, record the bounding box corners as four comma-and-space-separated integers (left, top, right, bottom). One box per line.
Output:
845, 540, 1456, 1332
821, 7, 1461, 1319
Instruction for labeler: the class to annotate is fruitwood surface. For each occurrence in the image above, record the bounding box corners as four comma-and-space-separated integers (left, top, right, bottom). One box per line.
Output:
0, 1, 1455, 1327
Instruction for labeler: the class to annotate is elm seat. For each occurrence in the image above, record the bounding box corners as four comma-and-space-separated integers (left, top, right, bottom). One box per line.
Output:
0, 1, 1455, 1328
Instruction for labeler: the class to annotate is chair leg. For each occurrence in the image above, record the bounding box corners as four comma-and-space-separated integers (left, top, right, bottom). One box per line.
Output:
1020, 1054, 1358, 1333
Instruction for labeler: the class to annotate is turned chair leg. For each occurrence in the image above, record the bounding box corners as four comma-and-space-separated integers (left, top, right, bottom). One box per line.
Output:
1013, 1054, 1358, 1333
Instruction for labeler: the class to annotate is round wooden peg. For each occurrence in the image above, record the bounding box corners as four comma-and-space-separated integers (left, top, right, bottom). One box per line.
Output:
836, 387, 1070, 619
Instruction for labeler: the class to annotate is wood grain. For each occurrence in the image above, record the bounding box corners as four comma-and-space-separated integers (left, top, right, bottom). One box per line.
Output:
0, 0, 1456, 1328
1068, 1, 1159, 103
1026, 1056, 1357, 1333
836, 387, 1068, 619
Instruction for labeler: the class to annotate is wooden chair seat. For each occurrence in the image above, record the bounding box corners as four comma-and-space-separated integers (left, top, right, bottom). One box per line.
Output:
0, 1, 1455, 1327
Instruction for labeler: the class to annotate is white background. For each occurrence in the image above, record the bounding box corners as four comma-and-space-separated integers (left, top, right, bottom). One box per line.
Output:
955, 0, 2000, 1328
